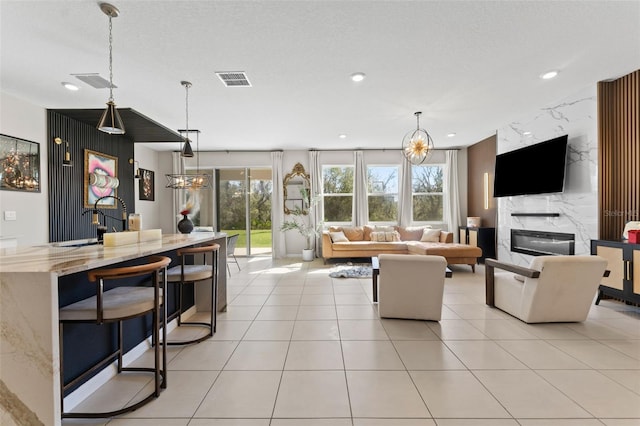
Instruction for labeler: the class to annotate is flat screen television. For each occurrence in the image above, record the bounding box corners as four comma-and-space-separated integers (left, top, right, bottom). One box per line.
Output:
493, 135, 568, 197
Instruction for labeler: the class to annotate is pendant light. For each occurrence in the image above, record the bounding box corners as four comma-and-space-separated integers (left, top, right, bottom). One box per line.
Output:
402, 111, 434, 165
165, 81, 211, 189
96, 3, 125, 135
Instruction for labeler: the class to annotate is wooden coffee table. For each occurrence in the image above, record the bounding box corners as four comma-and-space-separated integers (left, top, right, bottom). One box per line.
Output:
371, 256, 452, 302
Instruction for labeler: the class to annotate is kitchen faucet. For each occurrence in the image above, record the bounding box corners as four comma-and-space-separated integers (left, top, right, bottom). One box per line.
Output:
82, 195, 128, 239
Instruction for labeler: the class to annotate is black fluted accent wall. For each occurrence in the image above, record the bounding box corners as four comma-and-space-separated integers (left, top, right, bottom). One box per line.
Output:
48, 111, 135, 242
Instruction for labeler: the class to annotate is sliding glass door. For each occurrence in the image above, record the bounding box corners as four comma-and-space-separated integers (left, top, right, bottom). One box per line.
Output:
216, 168, 272, 256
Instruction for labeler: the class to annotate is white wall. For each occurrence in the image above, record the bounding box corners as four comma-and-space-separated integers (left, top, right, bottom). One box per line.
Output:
0, 92, 48, 246
496, 85, 598, 265
133, 144, 164, 231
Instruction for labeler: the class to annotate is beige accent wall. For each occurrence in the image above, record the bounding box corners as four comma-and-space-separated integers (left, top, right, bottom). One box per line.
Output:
466, 134, 496, 228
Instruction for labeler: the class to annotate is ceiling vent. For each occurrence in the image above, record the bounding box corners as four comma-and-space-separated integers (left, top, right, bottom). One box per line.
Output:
72, 73, 116, 89
215, 71, 251, 87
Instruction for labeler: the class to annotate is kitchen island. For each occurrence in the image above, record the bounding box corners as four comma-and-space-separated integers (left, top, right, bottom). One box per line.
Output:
0, 232, 227, 426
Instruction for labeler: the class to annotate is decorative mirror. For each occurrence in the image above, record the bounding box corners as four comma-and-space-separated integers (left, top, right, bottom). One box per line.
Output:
283, 162, 311, 215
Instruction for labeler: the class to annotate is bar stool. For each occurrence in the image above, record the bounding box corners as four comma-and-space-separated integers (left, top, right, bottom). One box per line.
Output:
165, 242, 219, 345
59, 255, 170, 419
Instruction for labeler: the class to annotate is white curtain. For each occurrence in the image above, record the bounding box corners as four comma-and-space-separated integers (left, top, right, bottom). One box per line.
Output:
354, 150, 368, 226
271, 151, 286, 258
444, 150, 462, 238
171, 151, 185, 234
309, 150, 323, 255
397, 154, 413, 227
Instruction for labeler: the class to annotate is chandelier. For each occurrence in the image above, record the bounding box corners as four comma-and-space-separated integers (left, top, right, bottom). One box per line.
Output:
402, 111, 434, 165
165, 81, 211, 189
96, 3, 125, 135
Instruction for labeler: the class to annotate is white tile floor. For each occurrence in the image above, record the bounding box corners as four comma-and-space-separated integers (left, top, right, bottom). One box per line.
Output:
64, 257, 640, 426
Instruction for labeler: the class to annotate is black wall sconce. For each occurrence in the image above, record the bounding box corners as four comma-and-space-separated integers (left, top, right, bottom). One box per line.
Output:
54, 137, 72, 167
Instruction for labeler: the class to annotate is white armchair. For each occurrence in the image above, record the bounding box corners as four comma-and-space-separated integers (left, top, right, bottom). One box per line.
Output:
378, 254, 447, 321
485, 255, 608, 323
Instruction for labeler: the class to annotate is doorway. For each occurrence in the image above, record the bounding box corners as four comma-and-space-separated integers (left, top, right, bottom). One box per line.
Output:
216, 168, 272, 256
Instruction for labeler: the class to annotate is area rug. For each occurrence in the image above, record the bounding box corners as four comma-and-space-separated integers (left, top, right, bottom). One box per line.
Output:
329, 263, 372, 278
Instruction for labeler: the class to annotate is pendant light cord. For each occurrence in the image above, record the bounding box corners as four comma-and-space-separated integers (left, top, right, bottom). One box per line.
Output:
108, 15, 114, 102
185, 82, 189, 137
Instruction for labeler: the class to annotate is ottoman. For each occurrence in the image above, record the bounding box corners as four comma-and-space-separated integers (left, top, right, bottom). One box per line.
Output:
406, 242, 482, 272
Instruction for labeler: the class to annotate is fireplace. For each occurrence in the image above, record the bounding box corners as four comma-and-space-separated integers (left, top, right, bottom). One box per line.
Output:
511, 229, 575, 256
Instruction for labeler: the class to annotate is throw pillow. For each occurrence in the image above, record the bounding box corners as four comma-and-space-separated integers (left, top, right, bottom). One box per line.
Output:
388, 230, 401, 242
371, 231, 401, 242
363, 225, 375, 241
341, 226, 364, 241
329, 226, 343, 233
420, 228, 442, 242
397, 225, 432, 241
330, 231, 349, 243
370, 231, 385, 242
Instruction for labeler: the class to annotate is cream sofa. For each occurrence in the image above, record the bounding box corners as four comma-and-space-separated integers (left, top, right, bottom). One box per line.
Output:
322, 225, 482, 271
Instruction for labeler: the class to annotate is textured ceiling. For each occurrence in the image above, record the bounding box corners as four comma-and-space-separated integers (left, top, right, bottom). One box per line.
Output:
1, 0, 639, 152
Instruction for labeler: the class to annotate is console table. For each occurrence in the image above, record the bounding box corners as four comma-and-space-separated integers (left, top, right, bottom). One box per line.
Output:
459, 226, 496, 263
0, 232, 227, 426
591, 239, 640, 305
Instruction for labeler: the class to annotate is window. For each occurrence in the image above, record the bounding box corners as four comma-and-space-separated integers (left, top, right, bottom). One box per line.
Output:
412, 164, 444, 222
322, 165, 354, 223
367, 165, 398, 222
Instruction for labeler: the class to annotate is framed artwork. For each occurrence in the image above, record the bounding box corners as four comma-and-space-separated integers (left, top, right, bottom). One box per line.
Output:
84, 149, 118, 208
139, 168, 155, 201
0, 134, 41, 192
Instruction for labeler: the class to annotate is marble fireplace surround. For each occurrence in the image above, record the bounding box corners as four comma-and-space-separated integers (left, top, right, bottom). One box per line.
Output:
496, 86, 598, 266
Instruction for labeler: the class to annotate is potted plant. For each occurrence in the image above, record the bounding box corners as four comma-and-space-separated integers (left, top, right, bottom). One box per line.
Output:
281, 187, 322, 261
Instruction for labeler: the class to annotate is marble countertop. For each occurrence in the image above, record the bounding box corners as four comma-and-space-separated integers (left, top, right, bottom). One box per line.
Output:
0, 232, 227, 276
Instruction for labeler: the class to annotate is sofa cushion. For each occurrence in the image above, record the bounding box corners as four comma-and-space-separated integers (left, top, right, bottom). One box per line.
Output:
371, 231, 401, 242
342, 226, 364, 241
421, 228, 442, 242
407, 241, 482, 257
374, 225, 395, 233
332, 241, 407, 252
329, 231, 349, 243
396, 225, 432, 241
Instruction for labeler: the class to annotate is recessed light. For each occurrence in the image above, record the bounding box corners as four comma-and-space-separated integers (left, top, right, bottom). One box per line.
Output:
540, 70, 559, 80
339, 134, 347, 139
523, 131, 532, 136
61, 82, 79, 91
350, 72, 366, 82
447, 133, 456, 138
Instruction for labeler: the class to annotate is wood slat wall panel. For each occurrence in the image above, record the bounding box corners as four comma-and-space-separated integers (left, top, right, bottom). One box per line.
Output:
598, 70, 640, 241
48, 111, 134, 242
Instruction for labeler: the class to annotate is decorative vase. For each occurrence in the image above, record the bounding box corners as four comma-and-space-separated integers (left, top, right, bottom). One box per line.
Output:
302, 248, 314, 262
177, 214, 193, 234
